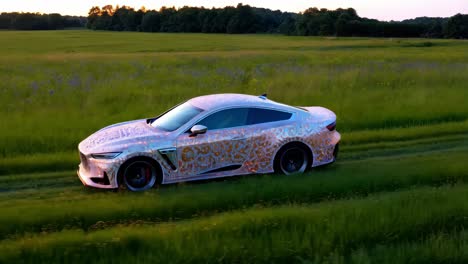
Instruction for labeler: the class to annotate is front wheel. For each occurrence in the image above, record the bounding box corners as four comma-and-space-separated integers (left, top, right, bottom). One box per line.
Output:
122, 160, 158, 191
276, 145, 310, 175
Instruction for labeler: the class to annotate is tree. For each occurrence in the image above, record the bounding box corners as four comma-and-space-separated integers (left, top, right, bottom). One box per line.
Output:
141, 11, 160, 32
336, 13, 351, 36
112, 6, 137, 31
0, 13, 13, 29
176, 6, 202, 32
101, 5, 115, 16
82, 4, 467, 39
199, 8, 217, 33
226, 4, 256, 33
159, 6, 178, 32
444, 14, 468, 39
87, 6, 101, 29
12, 13, 48, 30
211, 7, 236, 33
278, 15, 296, 35
48, 13, 64, 29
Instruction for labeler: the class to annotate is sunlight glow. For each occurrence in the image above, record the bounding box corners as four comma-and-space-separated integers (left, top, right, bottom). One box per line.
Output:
1, 0, 467, 21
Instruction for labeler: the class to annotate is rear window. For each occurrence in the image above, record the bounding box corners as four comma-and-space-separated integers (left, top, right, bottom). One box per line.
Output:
248, 108, 292, 125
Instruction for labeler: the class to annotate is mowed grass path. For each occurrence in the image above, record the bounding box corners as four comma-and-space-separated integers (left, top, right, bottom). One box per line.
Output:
0, 31, 467, 263
0, 137, 467, 263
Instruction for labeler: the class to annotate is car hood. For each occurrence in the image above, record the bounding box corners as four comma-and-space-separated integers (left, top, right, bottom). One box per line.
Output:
78, 119, 168, 154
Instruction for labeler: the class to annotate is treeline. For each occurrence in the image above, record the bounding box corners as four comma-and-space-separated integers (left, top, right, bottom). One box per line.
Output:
0, 12, 86, 30
87, 4, 294, 33
87, 4, 468, 39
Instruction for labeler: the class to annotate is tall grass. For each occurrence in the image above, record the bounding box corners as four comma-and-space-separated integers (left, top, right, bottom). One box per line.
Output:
0, 31, 465, 55
0, 149, 466, 239
346, 230, 468, 264
3, 184, 468, 263
0, 31, 467, 157
1, 31, 467, 263
1, 122, 466, 175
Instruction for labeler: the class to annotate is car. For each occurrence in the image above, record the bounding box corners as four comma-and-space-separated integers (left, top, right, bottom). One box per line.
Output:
77, 93, 341, 191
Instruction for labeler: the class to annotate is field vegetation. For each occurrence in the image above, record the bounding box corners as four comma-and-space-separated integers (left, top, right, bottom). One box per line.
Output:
0, 30, 467, 263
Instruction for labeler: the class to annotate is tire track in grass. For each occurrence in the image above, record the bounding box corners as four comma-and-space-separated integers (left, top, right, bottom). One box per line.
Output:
2, 132, 467, 191
343, 230, 468, 264
341, 140, 468, 163
0, 148, 467, 240
341, 133, 468, 154
344, 119, 468, 145
3, 184, 468, 263
1, 120, 467, 176
0, 171, 78, 194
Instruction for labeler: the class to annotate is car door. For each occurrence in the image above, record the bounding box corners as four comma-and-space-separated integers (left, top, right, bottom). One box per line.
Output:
244, 107, 294, 173
175, 108, 252, 179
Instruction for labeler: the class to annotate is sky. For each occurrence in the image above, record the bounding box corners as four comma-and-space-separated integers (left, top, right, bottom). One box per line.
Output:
1, 0, 467, 21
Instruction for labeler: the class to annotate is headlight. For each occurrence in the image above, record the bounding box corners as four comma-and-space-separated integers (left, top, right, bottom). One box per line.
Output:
91, 152, 122, 159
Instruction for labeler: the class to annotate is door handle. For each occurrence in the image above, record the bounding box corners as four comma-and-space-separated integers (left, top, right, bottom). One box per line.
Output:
231, 136, 247, 141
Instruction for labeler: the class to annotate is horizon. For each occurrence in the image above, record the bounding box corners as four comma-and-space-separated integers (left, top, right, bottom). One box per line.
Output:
1, 0, 468, 21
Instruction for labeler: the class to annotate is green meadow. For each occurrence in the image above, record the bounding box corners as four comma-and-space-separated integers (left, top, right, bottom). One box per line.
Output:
0, 30, 467, 263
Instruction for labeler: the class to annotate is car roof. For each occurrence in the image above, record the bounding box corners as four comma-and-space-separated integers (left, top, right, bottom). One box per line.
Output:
188, 93, 294, 112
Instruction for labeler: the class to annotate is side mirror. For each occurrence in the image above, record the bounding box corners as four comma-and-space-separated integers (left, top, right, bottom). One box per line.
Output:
189, 125, 207, 137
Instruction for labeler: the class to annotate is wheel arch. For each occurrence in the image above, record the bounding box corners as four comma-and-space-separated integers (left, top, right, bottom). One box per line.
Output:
273, 141, 313, 173
117, 156, 163, 187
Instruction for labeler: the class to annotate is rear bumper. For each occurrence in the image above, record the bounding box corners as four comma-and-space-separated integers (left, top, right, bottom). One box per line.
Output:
333, 142, 340, 161
311, 130, 341, 167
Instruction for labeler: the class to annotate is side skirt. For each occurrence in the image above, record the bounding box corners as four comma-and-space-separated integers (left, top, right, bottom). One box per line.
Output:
162, 169, 274, 185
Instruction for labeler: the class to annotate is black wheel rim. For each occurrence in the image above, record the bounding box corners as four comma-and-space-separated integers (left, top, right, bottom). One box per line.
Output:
280, 147, 308, 175
123, 161, 156, 191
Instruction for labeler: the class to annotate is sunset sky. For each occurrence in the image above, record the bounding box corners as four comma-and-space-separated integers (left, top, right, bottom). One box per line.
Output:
1, 0, 467, 21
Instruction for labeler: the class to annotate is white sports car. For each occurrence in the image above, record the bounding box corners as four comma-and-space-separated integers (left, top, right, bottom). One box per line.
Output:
78, 94, 340, 191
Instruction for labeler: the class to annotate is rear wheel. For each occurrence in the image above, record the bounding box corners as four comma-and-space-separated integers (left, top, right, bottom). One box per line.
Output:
275, 144, 310, 175
122, 160, 157, 192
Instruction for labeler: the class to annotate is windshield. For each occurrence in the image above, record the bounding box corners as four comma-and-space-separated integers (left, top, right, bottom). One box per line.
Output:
151, 102, 203, 131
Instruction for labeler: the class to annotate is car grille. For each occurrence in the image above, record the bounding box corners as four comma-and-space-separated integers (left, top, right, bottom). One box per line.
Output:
80, 152, 89, 171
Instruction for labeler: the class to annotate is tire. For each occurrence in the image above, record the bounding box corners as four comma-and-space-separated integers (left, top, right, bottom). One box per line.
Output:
274, 143, 311, 175
333, 143, 339, 161
120, 159, 158, 192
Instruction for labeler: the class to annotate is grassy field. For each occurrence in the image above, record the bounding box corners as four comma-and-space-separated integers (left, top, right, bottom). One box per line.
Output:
0, 30, 467, 263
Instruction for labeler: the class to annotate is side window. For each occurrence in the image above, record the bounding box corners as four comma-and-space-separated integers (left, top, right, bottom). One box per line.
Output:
248, 108, 292, 125
197, 108, 249, 130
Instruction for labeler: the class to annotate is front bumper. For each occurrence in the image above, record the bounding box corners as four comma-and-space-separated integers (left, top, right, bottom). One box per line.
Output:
77, 159, 119, 189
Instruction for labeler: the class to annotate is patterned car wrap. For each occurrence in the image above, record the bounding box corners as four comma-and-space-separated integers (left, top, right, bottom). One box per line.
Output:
77, 94, 340, 189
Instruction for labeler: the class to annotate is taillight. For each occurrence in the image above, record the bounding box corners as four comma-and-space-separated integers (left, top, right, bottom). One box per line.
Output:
326, 121, 336, 131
